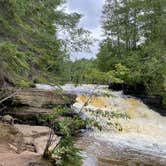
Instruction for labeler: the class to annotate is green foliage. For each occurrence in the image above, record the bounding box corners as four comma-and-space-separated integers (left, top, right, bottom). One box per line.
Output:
52, 107, 87, 136
54, 137, 82, 166
15, 80, 35, 88
89, 109, 129, 132
96, 0, 166, 109
0, 0, 92, 87
111, 112, 129, 119
42, 107, 86, 166
106, 63, 130, 83
0, 42, 29, 85
69, 58, 129, 84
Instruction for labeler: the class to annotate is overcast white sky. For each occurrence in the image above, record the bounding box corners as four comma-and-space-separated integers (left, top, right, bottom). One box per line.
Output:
66, 0, 105, 60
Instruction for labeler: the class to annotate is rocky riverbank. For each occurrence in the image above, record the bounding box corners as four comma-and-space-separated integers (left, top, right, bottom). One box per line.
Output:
0, 123, 54, 166
0, 87, 77, 166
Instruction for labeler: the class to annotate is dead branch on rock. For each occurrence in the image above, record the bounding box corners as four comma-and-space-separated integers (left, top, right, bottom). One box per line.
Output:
0, 88, 21, 104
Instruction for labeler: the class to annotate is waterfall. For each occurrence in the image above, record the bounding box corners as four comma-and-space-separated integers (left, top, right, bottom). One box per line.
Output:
36, 84, 166, 166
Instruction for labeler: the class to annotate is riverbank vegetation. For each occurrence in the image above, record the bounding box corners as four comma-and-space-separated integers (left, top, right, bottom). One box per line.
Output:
97, 0, 166, 108
42, 107, 86, 166
1, 0, 165, 109
68, 0, 166, 109
0, 0, 166, 163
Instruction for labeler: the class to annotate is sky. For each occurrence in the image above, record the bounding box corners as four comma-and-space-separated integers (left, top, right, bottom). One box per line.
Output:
66, 0, 105, 60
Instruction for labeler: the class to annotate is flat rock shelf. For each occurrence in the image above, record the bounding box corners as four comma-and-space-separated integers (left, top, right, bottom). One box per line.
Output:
11, 88, 76, 107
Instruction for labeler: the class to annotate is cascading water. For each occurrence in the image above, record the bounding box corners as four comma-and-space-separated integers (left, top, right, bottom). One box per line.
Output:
36, 84, 166, 166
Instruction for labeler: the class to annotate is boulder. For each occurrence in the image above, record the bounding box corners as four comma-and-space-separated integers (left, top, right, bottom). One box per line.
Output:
14, 124, 60, 155
2, 115, 14, 125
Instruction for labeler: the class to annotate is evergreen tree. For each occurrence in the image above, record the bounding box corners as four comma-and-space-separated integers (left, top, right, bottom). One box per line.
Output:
97, 0, 166, 108
0, 0, 92, 86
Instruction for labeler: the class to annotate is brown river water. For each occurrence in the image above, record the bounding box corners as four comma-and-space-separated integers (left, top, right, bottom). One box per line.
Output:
36, 84, 166, 166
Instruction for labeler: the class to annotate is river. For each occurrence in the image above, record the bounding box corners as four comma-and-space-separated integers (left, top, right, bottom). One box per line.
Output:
36, 84, 166, 166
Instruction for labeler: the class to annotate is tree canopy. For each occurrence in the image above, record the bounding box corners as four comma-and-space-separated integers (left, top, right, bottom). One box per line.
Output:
96, 0, 166, 108
0, 0, 92, 86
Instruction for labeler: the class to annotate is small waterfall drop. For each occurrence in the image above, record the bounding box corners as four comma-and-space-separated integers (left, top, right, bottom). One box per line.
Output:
36, 84, 166, 166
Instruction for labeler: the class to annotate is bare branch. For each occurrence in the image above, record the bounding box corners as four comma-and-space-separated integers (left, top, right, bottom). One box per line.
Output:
79, 85, 99, 113
0, 88, 21, 104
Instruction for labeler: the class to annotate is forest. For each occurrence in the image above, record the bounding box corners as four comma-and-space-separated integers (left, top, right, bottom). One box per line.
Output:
0, 0, 92, 86
0, 0, 165, 108
70, 0, 166, 110
0, 0, 166, 165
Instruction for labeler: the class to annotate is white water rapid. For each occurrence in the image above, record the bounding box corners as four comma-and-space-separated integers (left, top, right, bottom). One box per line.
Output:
36, 84, 166, 166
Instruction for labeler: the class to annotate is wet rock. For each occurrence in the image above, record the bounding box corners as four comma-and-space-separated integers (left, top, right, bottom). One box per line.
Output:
1, 88, 76, 125
0, 151, 48, 166
109, 83, 146, 95
109, 83, 165, 115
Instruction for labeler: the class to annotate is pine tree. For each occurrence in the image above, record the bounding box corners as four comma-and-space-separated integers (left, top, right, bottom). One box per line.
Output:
97, 0, 166, 108
0, 0, 92, 86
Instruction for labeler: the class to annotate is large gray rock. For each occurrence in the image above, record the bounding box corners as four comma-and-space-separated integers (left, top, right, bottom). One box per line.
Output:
11, 107, 53, 115
2, 115, 14, 125
11, 88, 76, 108
14, 124, 60, 155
